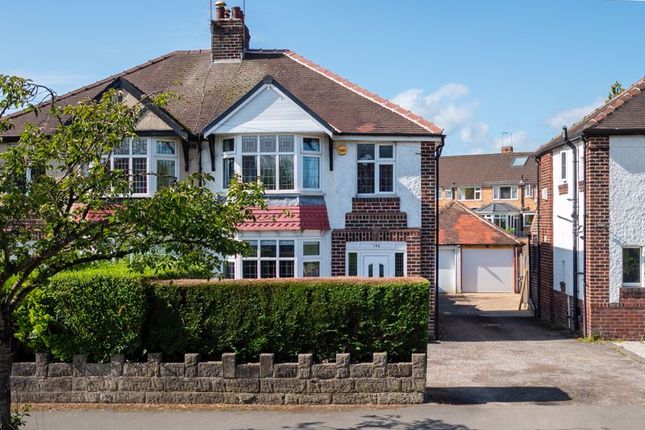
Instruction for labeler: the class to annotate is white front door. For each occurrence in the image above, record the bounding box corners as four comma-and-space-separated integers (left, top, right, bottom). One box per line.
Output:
438, 248, 457, 293
363, 255, 389, 278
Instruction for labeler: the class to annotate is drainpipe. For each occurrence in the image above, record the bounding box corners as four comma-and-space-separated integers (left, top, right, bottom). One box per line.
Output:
581, 135, 588, 337
563, 127, 580, 334
535, 156, 541, 319
433, 136, 445, 341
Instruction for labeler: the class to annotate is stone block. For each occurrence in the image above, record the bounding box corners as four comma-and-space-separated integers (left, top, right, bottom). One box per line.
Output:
72, 376, 117, 392
349, 363, 373, 378
47, 363, 72, 377
110, 355, 125, 376
198, 362, 222, 377
35, 353, 50, 377
186, 392, 229, 404
401, 378, 426, 393
335, 353, 350, 379
84, 363, 112, 377
372, 353, 387, 378
165, 377, 211, 392
259, 354, 274, 378
312, 363, 336, 379
111, 392, 146, 404
411, 354, 426, 378
254, 393, 285, 405
354, 378, 401, 393
72, 355, 87, 377
225, 378, 259, 393
184, 354, 201, 378
117, 376, 164, 392
285, 393, 331, 405
387, 363, 412, 378
331, 393, 377, 404
12, 363, 36, 377
222, 353, 236, 379
260, 378, 306, 393
209, 377, 226, 392
11, 376, 41, 392
147, 353, 163, 377
273, 363, 297, 378
123, 363, 153, 377
69, 391, 101, 403
297, 354, 313, 379
160, 363, 185, 377
377, 392, 424, 404
236, 363, 259, 378
307, 379, 354, 393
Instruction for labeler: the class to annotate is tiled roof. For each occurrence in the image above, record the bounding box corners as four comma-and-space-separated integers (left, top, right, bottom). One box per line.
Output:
3, 50, 442, 138
476, 202, 521, 214
439, 152, 537, 188
534, 76, 645, 156
237, 205, 329, 231
439, 201, 521, 246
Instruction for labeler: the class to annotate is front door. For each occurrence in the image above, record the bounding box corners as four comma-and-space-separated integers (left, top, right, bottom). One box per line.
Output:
363, 255, 389, 278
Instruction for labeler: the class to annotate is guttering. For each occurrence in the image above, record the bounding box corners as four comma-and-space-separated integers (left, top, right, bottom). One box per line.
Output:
563, 126, 580, 334
433, 136, 445, 341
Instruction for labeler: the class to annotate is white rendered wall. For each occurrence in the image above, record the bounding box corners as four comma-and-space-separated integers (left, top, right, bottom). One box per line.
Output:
609, 135, 645, 303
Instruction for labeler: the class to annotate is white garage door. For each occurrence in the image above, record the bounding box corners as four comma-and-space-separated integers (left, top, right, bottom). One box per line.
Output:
438, 248, 457, 294
462, 248, 514, 293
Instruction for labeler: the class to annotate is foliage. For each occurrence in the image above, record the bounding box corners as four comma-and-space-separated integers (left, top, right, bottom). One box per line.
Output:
607, 81, 624, 102
9, 405, 29, 430
15, 271, 430, 363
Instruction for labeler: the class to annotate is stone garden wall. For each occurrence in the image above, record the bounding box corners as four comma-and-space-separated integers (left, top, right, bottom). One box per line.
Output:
11, 352, 427, 405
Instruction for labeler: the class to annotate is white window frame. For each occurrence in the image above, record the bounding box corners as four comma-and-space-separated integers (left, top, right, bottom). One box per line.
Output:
522, 212, 535, 227
302, 240, 322, 277
153, 139, 180, 192
356, 143, 396, 196
222, 137, 236, 189
622, 246, 643, 287
241, 239, 297, 279
493, 185, 518, 201
524, 184, 534, 198
301, 136, 322, 190
458, 186, 481, 201
561, 151, 567, 180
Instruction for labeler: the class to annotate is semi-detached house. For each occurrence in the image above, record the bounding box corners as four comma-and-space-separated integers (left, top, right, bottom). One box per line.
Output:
1, 3, 445, 337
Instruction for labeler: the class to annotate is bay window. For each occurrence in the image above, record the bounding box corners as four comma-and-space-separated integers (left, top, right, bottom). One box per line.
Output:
493, 185, 518, 200
232, 238, 322, 279
222, 138, 235, 189
302, 137, 321, 189
357, 143, 395, 195
458, 186, 481, 201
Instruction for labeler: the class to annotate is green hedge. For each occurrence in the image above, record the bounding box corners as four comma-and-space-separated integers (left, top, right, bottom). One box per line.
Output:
15, 270, 429, 363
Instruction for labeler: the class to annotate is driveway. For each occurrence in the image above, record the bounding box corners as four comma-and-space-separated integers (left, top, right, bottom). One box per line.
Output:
427, 293, 645, 405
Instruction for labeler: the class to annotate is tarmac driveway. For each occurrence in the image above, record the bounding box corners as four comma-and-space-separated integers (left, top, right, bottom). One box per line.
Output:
427, 294, 645, 405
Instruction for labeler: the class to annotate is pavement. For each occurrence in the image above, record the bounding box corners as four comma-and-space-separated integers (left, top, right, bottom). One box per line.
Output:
614, 340, 645, 360
21, 293, 645, 429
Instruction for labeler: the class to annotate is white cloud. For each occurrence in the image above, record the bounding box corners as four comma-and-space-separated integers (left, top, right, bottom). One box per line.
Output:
493, 130, 529, 151
544, 98, 603, 130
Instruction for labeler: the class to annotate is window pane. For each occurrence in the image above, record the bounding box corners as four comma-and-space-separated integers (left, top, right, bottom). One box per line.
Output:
260, 155, 276, 190
303, 156, 320, 189
242, 156, 257, 183
157, 159, 176, 190
242, 260, 258, 279
379, 164, 393, 192
156, 141, 176, 155
500, 187, 511, 199
260, 135, 277, 153
223, 158, 235, 188
279, 135, 295, 153
358, 163, 375, 194
279, 260, 295, 278
303, 137, 320, 152
132, 157, 147, 194
132, 138, 147, 155
114, 139, 129, 155
379, 145, 394, 159
279, 240, 295, 258
623, 248, 641, 284
260, 240, 277, 258
357, 144, 375, 161
261, 260, 277, 278
348, 252, 358, 276
395, 253, 404, 277
379, 264, 385, 278
303, 261, 320, 277
113, 158, 129, 173
242, 136, 258, 153
303, 242, 320, 256
279, 155, 294, 190
222, 261, 235, 279
223, 138, 235, 152
245, 240, 258, 257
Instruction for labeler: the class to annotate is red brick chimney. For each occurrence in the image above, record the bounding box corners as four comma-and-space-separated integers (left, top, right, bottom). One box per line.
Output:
501, 145, 514, 153
211, 1, 250, 62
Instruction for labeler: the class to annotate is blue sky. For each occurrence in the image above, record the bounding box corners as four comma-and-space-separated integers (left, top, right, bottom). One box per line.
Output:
2, 0, 644, 155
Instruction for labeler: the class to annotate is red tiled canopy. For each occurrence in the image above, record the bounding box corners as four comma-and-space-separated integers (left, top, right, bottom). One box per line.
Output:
238, 205, 330, 231
439, 202, 521, 246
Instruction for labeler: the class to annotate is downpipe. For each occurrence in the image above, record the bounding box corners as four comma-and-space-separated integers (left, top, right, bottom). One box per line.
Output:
563, 127, 580, 334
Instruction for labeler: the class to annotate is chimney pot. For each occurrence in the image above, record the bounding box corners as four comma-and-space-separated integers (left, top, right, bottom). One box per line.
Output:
214, 1, 226, 20
231, 6, 243, 20
501, 145, 514, 153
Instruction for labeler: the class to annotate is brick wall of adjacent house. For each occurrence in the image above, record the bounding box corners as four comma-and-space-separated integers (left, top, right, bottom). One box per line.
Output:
11, 352, 426, 405
420, 141, 438, 341
584, 136, 645, 339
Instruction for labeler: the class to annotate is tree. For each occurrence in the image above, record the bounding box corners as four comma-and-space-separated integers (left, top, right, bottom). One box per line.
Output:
0, 75, 264, 428
607, 81, 624, 102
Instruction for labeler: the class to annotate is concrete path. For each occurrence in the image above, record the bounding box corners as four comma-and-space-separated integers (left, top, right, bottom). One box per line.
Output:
428, 294, 645, 405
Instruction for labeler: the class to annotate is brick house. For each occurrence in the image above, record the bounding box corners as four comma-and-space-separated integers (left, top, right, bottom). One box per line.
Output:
1, 3, 445, 337
530, 76, 645, 339
439, 147, 537, 238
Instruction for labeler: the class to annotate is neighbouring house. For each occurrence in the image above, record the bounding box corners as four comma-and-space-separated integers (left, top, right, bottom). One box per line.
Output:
531, 76, 645, 339
438, 202, 522, 294
439, 147, 537, 238
1, 2, 445, 337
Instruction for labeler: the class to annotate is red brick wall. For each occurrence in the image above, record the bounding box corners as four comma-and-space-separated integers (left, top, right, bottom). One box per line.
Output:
584, 136, 645, 339
420, 141, 437, 341
345, 198, 408, 229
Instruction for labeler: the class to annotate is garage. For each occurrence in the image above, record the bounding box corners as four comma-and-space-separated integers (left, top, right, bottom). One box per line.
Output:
439, 202, 521, 294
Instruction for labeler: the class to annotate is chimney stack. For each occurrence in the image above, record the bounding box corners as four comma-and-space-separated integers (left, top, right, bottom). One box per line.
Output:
211, 1, 250, 62
501, 146, 514, 153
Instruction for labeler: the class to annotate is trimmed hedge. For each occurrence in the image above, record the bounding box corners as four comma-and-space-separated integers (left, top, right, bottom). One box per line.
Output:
15, 271, 429, 363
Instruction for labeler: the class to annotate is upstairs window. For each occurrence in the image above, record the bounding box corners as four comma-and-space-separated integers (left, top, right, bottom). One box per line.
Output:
222, 138, 235, 189
561, 152, 567, 180
357, 144, 395, 194
623, 247, 642, 287
458, 186, 481, 201
302, 137, 321, 189
525, 184, 534, 198
494, 185, 518, 200
155, 140, 178, 190
112, 137, 149, 195
443, 188, 453, 200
